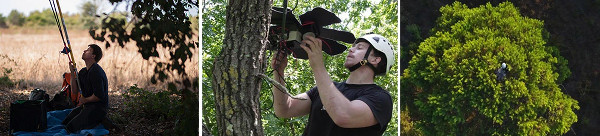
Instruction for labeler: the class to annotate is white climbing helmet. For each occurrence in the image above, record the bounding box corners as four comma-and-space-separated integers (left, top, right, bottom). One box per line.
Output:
353, 34, 395, 74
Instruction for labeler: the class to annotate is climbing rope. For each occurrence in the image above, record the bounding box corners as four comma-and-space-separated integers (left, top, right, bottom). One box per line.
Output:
48, 0, 82, 93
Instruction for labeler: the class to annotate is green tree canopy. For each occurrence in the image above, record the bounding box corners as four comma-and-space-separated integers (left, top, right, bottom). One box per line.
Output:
80, 0, 100, 29
26, 9, 56, 26
8, 10, 25, 26
402, 2, 578, 135
0, 14, 7, 28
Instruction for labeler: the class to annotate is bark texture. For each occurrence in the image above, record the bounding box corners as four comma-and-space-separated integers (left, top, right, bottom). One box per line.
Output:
212, 0, 272, 135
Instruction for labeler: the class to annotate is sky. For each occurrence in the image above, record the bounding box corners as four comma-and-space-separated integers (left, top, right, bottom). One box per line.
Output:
0, 0, 198, 17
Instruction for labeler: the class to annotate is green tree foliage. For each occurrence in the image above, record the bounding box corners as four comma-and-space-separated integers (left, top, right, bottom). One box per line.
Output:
80, 0, 99, 29
0, 54, 18, 89
402, 2, 578, 135
203, 0, 398, 135
400, 24, 423, 72
64, 14, 83, 28
201, 0, 225, 135
122, 85, 181, 122
8, 10, 25, 26
400, 106, 421, 136
81, 0, 98, 17
90, 0, 198, 135
26, 9, 57, 27
0, 68, 15, 89
0, 14, 8, 28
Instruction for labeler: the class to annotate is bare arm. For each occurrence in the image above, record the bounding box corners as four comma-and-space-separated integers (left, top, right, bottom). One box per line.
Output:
299, 36, 377, 128
80, 94, 101, 104
69, 72, 79, 94
69, 62, 81, 103
271, 50, 312, 118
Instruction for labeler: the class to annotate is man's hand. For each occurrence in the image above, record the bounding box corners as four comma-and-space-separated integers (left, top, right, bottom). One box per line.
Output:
77, 94, 84, 107
68, 62, 77, 78
299, 35, 324, 67
69, 62, 76, 72
271, 50, 288, 74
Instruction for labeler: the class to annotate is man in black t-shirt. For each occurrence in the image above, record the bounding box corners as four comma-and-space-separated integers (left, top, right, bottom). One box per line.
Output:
62, 44, 109, 133
271, 34, 395, 135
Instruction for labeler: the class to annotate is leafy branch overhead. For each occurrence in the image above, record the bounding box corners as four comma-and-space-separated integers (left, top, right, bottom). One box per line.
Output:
89, 1, 199, 135
90, 0, 198, 86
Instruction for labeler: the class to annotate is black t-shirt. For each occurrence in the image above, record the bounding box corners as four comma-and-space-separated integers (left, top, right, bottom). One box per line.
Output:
77, 63, 109, 108
303, 82, 393, 136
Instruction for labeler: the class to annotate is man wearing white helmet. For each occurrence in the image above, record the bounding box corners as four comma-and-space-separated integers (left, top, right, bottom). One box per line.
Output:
271, 34, 394, 135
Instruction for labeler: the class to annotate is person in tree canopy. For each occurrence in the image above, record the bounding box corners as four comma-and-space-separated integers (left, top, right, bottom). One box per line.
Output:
271, 34, 395, 135
62, 44, 109, 133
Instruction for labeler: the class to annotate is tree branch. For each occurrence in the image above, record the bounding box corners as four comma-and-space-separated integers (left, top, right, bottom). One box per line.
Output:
257, 73, 307, 100
202, 123, 213, 136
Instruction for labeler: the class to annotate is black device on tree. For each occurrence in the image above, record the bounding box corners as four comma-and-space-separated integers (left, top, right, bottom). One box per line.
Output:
268, 7, 356, 59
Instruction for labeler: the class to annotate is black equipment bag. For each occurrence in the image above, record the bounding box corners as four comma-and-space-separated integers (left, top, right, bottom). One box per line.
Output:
29, 88, 49, 101
47, 72, 77, 111
10, 100, 48, 132
49, 90, 75, 111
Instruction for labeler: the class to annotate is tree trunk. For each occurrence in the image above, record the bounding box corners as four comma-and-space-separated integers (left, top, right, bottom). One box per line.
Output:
211, 0, 272, 135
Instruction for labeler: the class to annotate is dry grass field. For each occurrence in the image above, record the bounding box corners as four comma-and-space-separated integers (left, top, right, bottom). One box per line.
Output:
0, 27, 199, 93
0, 27, 199, 135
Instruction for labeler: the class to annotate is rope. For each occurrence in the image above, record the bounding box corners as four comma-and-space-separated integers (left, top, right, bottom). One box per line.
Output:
49, 0, 73, 61
48, 0, 82, 94
55, 0, 76, 66
49, 0, 66, 49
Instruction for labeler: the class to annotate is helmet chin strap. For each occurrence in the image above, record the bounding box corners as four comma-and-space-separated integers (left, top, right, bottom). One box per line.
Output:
348, 46, 376, 72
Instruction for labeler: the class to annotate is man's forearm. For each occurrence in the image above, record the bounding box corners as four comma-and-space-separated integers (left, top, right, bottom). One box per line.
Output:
70, 75, 79, 94
272, 70, 291, 117
301, 36, 352, 122
80, 94, 101, 104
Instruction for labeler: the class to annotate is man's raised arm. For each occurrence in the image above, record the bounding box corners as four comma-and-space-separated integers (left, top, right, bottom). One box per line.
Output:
271, 51, 311, 118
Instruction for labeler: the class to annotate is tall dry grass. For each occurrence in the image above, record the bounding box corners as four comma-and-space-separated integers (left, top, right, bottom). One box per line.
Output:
0, 27, 199, 95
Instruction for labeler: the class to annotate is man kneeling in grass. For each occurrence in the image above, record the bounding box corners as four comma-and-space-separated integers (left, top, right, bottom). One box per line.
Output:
62, 44, 109, 133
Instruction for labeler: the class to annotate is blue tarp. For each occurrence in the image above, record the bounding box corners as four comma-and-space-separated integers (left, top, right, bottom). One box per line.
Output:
12, 108, 109, 136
